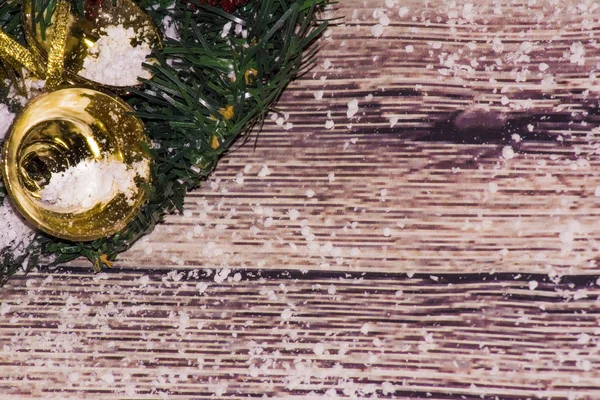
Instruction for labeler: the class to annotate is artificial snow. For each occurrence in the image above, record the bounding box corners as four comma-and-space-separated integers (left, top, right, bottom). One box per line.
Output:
4, 76, 46, 107
347, 99, 359, 118
0, 199, 35, 258
40, 157, 148, 211
502, 146, 515, 159
0, 103, 15, 140
79, 25, 153, 86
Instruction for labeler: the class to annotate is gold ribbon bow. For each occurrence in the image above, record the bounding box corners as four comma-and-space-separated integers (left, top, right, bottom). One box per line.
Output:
0, 0, 70, 90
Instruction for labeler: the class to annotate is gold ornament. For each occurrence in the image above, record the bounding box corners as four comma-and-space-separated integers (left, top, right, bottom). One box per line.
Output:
0, 1, 158, 242
1, 88, 152, 242
23, 0, 161, 91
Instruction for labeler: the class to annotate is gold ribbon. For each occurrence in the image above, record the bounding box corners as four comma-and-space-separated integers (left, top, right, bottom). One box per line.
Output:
0, 0, 70, 90
0, 30, 43, 77
44, 0, 70, 89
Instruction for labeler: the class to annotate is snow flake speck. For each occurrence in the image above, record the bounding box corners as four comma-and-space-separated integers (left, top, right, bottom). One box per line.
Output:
502, 146, 515, 160
371, 24, 384, 38
288, 209, 299, 220
101, 371, 115, 384
281, 308, 293, 321
579, 360, 593, 372
313, 342, 325, 355
382, 381, 395, 395
559, 220, 581, 244
492, 37, 504, 53
569, 42, 586, 65
347, 99, 359, 118
379, 14, 390, 27
360, 322, 370, 335
234, 172, 244, 185
258, 164, 271, 177
578, 333, 591, 344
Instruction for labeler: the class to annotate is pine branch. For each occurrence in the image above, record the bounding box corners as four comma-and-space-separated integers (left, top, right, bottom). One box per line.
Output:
0, 0, 330, 279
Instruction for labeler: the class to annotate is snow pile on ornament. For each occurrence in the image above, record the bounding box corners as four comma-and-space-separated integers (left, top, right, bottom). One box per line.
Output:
40, 157, 149, 211
79, 24, 153, 86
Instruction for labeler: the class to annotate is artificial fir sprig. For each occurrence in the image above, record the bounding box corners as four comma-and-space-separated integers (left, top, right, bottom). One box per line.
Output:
0, 0, 329, 277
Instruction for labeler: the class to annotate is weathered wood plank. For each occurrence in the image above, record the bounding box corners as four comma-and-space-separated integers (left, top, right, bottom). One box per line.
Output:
0, 270, 598, 399
4, 1, 600, 399
66, 0, 599, 276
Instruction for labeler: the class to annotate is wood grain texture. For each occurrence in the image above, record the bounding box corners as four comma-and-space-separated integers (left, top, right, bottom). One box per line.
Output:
104, 0, 600, 276
1, 270, 599, 399
3, 0, 600, 398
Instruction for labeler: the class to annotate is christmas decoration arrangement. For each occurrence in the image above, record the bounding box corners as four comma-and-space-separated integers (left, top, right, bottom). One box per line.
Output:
0, 0, 329, 285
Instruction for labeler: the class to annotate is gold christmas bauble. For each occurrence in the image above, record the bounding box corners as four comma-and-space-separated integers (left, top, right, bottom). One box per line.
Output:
23, 0, 161, 90
1, 87, 152, 242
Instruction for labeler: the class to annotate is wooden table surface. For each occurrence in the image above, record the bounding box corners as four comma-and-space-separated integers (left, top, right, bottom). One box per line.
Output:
3, 1, 600, 398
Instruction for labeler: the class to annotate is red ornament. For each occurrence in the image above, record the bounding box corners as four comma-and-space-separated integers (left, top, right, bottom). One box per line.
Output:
181, 0, 249, 13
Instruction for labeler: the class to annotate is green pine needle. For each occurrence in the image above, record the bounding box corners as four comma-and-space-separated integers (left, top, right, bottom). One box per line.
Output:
0, 0, 330, 283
